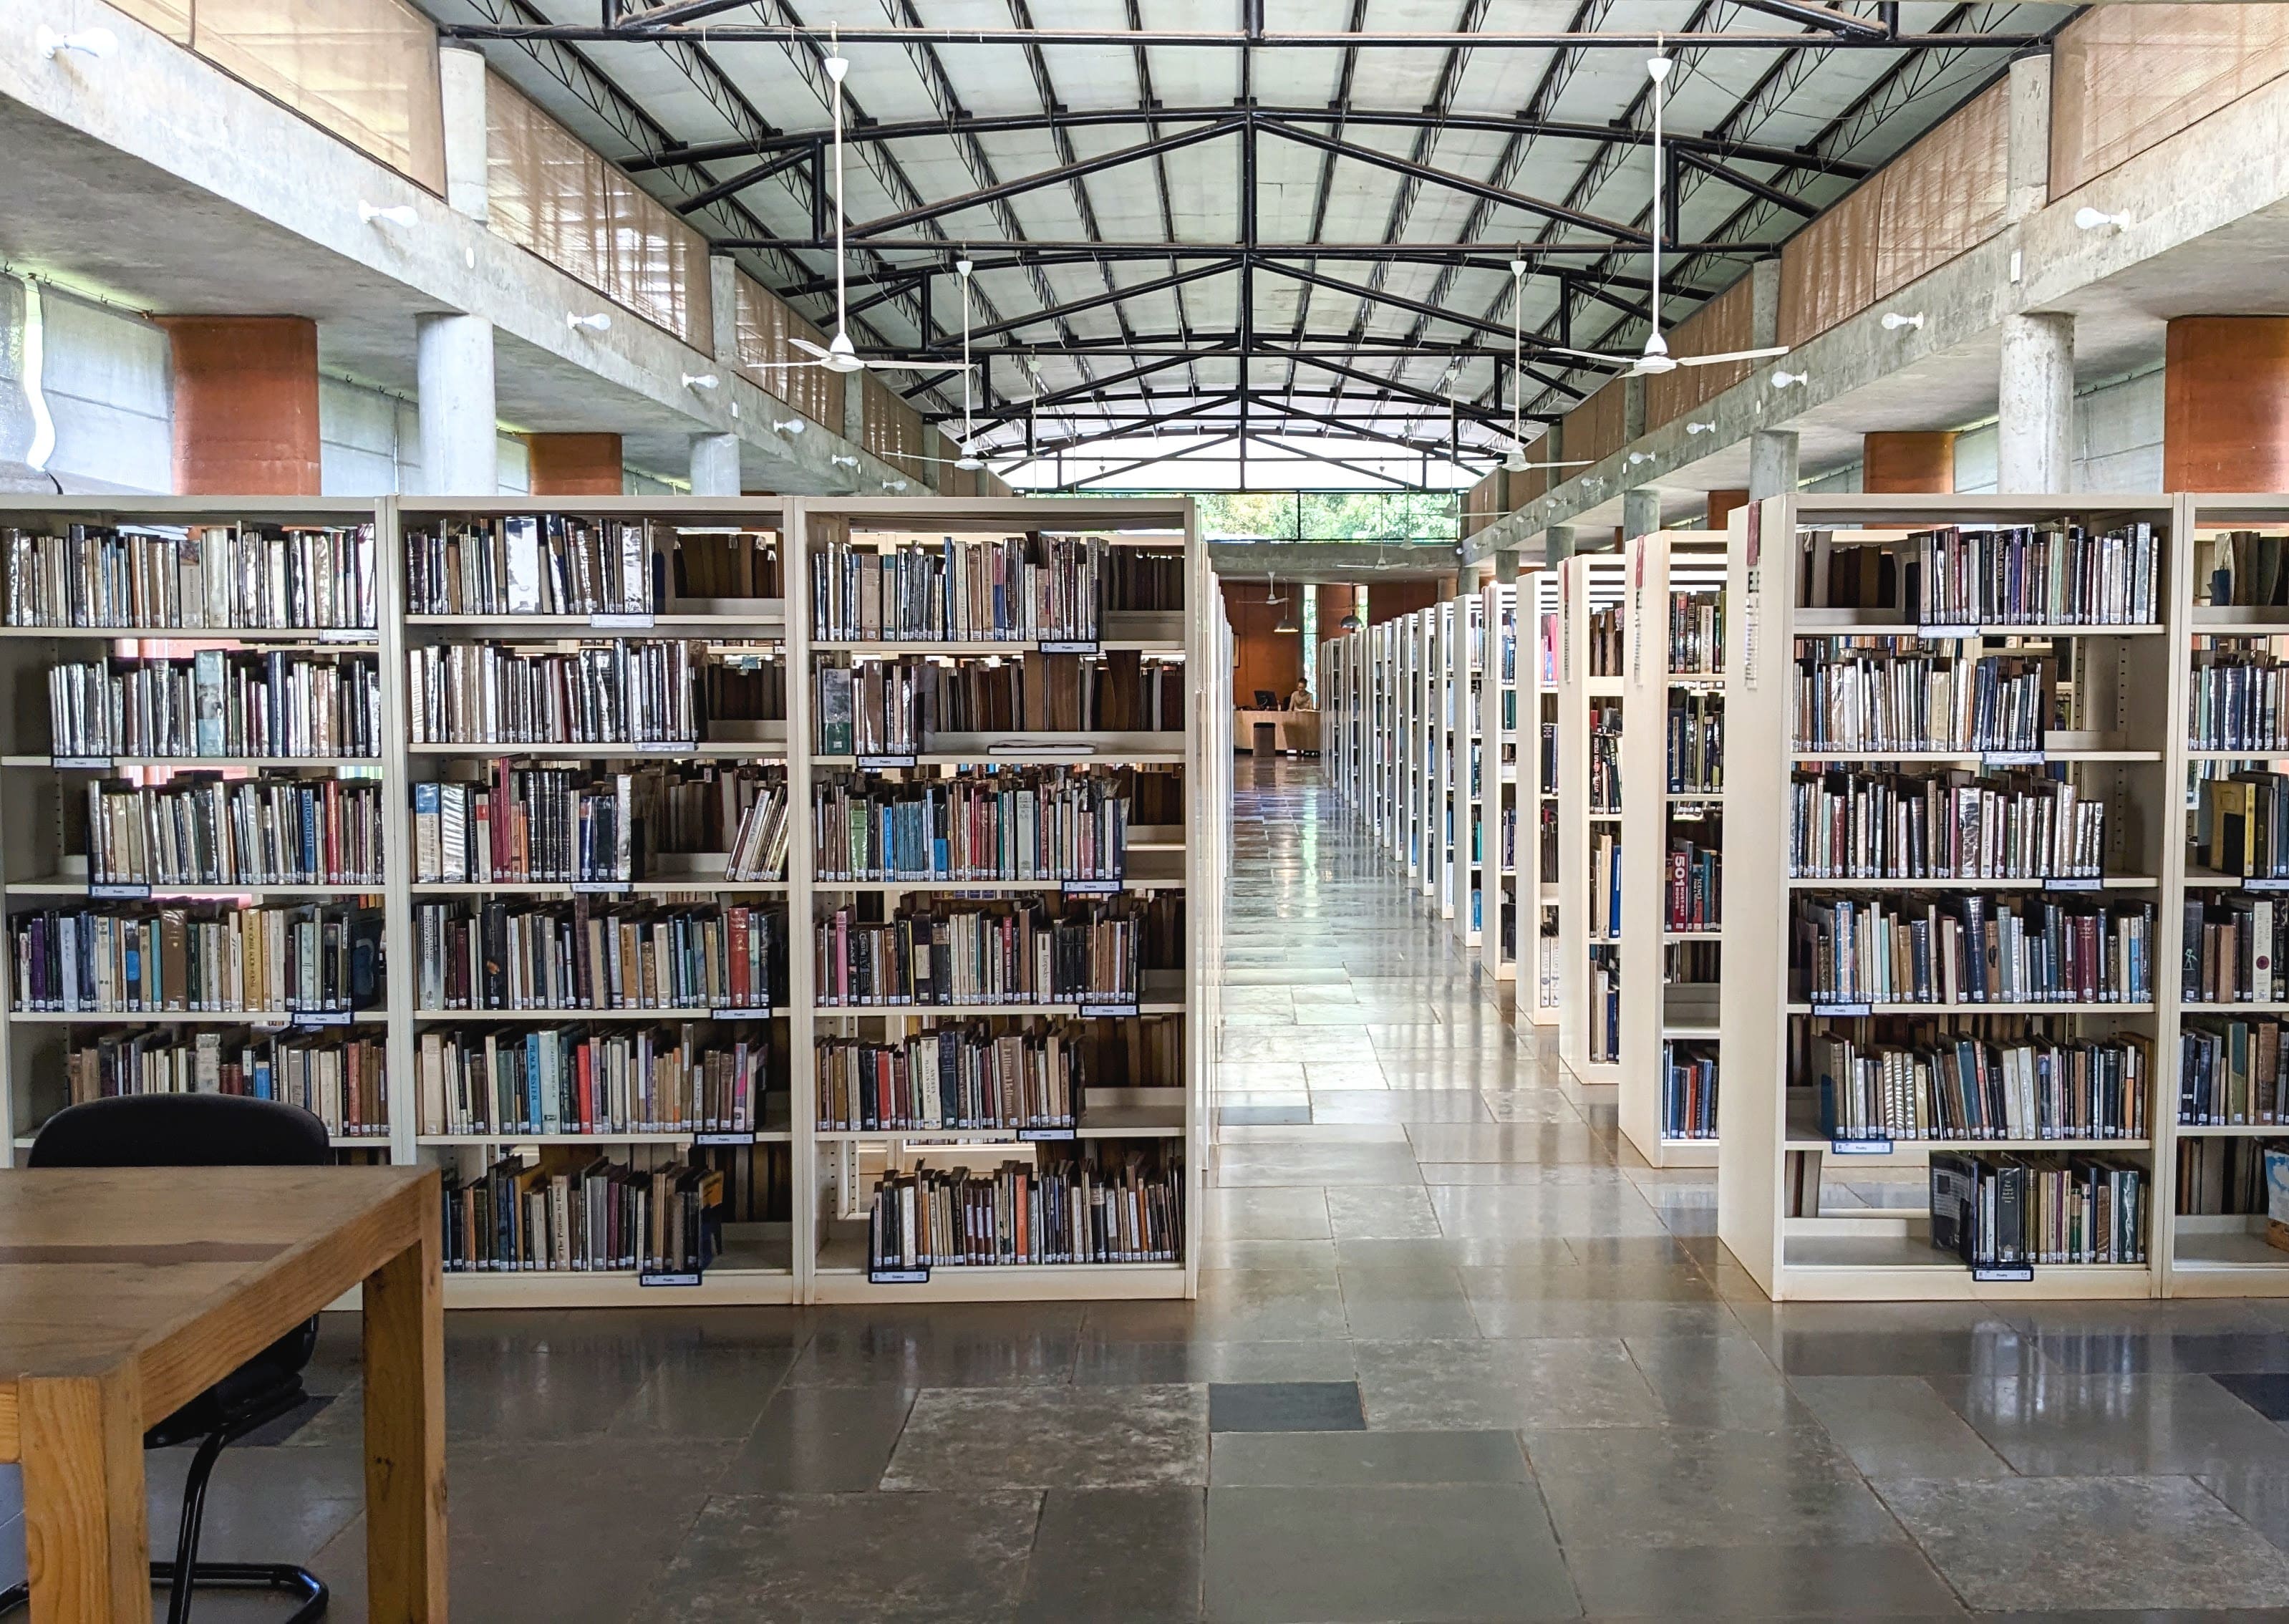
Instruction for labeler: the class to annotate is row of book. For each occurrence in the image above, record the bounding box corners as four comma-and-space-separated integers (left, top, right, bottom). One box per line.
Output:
62, 1030, 388, 1139
1913, 523, 2159, 627
1588, 702, 1621, 812
412, 769, 790, 886
1662, 1040, 1718, 1139
1793, 649, 2053, 754
2205, 531, 2289, 609
441, 1151, 719, 1274
4, 523, 379, 631
1811, 1029, 2150, 1141
2195, 772, 2289, 879
1588, 606, 1622, 678
413, 900, 783, 1014
1589, 947, 1620, 1065
1589, 830, 1620, 939
815, 897, 1170, 1007
816, 1028, 1084, 1131
864, 1145, 1181, 1268
1928, 1151, 2147, 1267
1669, 589, 1726, 675
813, 654, 1185, 752
86, 778, 386, 887
810, 535, 1105, 642
2187, 650, 2289, 752
405, 641, 700, 746
1668, 690, 1723, 793
812, 770, 1127, 883
2179, 1016, 2289, 1126
1667, 837, 1721, 932
48, 652, 382, 761
404, 516, 657, 619
2176, 1134, 2284, 1214
2184, 894, 2289, 1005
1791, 895, 2154, 1006
11, 904, 381, 1015
414, 1025, 770, 1137
1786, 767, 2110, 881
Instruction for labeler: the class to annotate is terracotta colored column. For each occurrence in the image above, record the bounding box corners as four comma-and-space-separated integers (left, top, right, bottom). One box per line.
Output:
527, 432, 624, 496
1862, 431, 1956, 493
2166, 317, 2289, 491
1705, 489, 1748, 529
155, 316, 321, 495
1317, 584, 1355, 632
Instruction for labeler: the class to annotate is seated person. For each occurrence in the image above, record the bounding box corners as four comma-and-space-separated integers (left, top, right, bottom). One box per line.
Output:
1287, 680, 1312, 712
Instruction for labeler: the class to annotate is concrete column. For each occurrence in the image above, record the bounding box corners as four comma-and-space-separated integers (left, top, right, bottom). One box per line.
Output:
1862, 431, 1957, 493
1493, 548, 1521, 585
1622, 377, 1646, 443
154, 316, 320, 495
438, 44, 489, 223
415, 311, 497, 497
1748, 430, 1799, 501
710, 256, 740, 367
528, 432, 624, 496
2006, 54, 2053, 224
689, 432, 742, 496
1750, 258, 1782, 349
2164, 316, 2289, 491
1622, 487, 1660, 542
1998, 312, 2075, 493
1544, 526, 1577, 565
1705, 489, 1748, 530
842, 375, 867, 448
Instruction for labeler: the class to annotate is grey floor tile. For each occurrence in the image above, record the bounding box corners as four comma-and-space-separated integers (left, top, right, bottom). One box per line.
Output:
1625, 1330, 1815, 1431
1324, 1184, 1444, 1239
649, 1490, 1040, 1623
1560, 1542, 1967, 1618
1339, 1263, 1483, 1339
1209, 1381, 1365, 1433
1019, 1487, 1205, 1623
717, 1386, 917, 1493
1204, 1484, 1579, 1622
1525, 1425, 1904, 1549
884, 1384, 1209, 1489
1214, 1141, 1426, 1187
1209, 1429, 1529, 1487
1354, 1335, 1655, 1429
1766, 1326, 2043, 1378
1070, 1339, 1358, 1387
1877, 1475, 2289, 1611
1201, 1186, 1331, 1241
1429, 1183, 1671, 1239
1788, 1375, 2015, 1479
1937, 1373, 2289, 1476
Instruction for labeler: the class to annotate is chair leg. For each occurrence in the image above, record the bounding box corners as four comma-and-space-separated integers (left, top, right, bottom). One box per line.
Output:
163, 1425, 234, 1624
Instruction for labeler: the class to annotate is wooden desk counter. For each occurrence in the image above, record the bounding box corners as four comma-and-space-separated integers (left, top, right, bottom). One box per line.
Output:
0, 1166, 444, 1622
1234, 707, 1319, 753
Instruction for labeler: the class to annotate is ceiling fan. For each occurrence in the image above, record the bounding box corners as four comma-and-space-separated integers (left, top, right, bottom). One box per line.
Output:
750, 35, 972, 380
1490, 270, 1592, 475
1534, 49, 1791, 379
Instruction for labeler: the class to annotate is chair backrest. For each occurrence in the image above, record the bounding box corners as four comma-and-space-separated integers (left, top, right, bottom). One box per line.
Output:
29, 1095, 332, 1169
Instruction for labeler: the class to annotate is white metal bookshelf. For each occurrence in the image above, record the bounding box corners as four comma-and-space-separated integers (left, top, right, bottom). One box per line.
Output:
1617, 531, 1728, 1169
1478, 582, 1519, 985
1526, 569, 1561, 1023
1557, 553, 1627, 1081
0, 494, 1209, 1310
1447, 589, 1482, 945
1717, 493, 2179, 1301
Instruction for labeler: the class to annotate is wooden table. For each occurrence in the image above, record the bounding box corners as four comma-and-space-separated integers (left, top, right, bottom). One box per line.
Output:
1234, 707, 1319, 753
0, 1166, 444, 1622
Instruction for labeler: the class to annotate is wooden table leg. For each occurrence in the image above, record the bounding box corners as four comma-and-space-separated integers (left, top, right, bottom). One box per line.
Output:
364, 1199, 446, 1620
19, 1370, 150, 1623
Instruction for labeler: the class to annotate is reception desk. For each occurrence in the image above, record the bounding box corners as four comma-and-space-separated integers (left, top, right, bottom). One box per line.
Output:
1235, 707, 1319, 754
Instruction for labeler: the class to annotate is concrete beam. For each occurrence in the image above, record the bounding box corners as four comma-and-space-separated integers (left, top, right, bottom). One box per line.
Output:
1208, 540, 1461, 581
0, 0, 911, 496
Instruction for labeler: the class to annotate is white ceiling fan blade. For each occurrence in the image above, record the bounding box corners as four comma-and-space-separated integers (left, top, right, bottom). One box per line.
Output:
789, 336, 833, 359
747, 358, 827, 370
1537, 345, 1635, 366
1675, 346, 1792, 367
856, 357, 977, 371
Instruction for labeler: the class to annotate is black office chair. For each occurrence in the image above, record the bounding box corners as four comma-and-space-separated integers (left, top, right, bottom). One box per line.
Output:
1, 1095, 332, 1623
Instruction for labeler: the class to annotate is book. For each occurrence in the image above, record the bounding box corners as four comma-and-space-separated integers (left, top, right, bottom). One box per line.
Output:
4, 522, 377, 629
866, 1141, 1180, 1267
49, 651, 382, 760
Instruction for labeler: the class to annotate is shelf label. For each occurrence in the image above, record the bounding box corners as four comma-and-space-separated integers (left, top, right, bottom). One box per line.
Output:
591, 612, 654, 630
89, 882, 150, 900
1061, 879, 1122, 896
1970, 1263, 2035, 1283
868, 1266, 931, 1284
2247, 877, 2289, 893
318, 628, 374, 644
2043, 876, 2104, 892
709, 1004, 772, 1020
290, 1007, 354, 1028
638, 1269, 703, 1287
1039, 639, 1098, 655
569, 880, 634, 895
858, 753, 919, 770
50, 755, 110, 771
632, 739, 694, 754
1017, 1126, 1077, 1141
1980, 750, 2045, 769
1830, 1137, 1894, 1156
1078, 1001, 1140, 1018
1811, 1001, 1872, 1017
692, 1131, 755, 1146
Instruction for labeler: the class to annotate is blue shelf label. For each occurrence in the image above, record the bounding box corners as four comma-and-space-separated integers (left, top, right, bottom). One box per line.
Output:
291, 1008, 354, 1028
591, 612, 655, 629
570, 880, 633, 894
1980, 750, 2045, 769
1813, 1001, 1872, 1017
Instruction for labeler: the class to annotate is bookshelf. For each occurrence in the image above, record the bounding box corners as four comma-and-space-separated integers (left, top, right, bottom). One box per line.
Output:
1617, 532, 1728, 1169
1431, 599, 1455, 912
1447, 589, 1483, 946
1479, 582, 1519, 984
1527, 569, 1561, 1025
0, 494, 1207, 1309
1717, 493, 2176, 1301
1557, 553, 1627, 1081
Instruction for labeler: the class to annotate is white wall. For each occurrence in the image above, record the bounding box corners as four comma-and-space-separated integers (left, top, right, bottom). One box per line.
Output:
36, 286, 172, 495
1952, 362, 2164, 495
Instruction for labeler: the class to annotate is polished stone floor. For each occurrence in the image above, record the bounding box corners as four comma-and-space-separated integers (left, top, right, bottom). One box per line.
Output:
14, 758, 2289, 1618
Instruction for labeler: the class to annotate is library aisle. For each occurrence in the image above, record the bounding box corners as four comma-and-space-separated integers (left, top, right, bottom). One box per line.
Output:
16, 763, 2289, 1620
